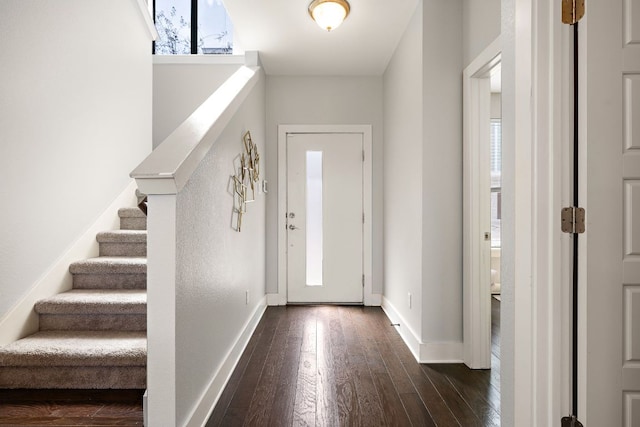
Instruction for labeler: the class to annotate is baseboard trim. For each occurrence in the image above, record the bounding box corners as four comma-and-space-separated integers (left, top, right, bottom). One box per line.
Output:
0, 181, 138, 346
367, 293, 382, 306
381, 297, 422, 362
185, 295, 267, 427
381, 297, 463, 363
267, 293, 284, 306
419, 342, 463, 363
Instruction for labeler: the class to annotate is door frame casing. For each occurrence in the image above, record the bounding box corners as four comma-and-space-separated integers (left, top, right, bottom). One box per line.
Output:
275, 124, 374, 305
462, 37, 501, 370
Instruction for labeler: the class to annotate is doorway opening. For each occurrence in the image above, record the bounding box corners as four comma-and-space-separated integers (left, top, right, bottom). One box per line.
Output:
463, 37, 501, 370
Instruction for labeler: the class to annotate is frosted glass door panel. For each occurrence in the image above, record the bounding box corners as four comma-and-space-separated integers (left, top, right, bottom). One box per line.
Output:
306, 151, 323, 286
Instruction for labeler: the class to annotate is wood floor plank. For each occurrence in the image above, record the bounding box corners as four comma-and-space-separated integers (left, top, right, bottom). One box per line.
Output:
376, 338, 417, 395
421, 364, 484, 426
339, 309, 387, 427
0, 390, 143, 425
399, 392, 437, 427
214, 307, 284, 426
430, 363, 501, 416
292, 351, 317, 427
326, 307, 360, 426
209, 306, 501, 427
268, 308, 305, 426
206, 308, 280, 426
315, 307, 338, 427
383, 331, 460, 426
350, 308, 387, 375
244, 308, 292, 425
371, 372, 412, 427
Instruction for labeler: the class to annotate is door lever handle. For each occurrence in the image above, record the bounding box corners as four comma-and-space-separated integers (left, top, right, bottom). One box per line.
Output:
289, 224, 299, 230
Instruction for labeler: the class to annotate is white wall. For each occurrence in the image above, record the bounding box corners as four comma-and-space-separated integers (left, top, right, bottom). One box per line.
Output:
265, 76, 384, 298
382, 0, 463, 359
382, 2, 424, 341
0, 0, 152, 318
463, 0, 501, 67
174, 74, 266, 425
421, 0, 463, 344
153, 63, 241, 148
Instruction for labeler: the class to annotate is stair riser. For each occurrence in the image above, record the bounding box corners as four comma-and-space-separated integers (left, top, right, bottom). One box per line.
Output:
0, 366, 146, 389
39, 314, 146, 331
99, 242, 147, 257
73, 274, 146, 290
120, 217, 147, 230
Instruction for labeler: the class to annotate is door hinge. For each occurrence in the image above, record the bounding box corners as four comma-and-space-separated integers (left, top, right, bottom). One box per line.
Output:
362, 150, 365, 162
561, 207, 586, 234
561, 416, 584, 427
362, 274, 365, 287
562, 0, 585, 25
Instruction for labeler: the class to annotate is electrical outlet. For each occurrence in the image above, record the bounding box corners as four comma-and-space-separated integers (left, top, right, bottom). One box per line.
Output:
245, 290, 249, 305
408, 292, 412, 309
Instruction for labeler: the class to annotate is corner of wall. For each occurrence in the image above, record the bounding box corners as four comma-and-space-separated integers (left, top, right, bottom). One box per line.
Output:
381, 297, 464, 363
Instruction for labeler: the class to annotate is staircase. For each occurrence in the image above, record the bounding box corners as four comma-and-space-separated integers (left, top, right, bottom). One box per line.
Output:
0, 207, 147, 389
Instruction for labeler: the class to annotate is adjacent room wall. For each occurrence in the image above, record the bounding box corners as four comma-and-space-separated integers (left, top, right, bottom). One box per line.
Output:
265, 76, 384, 299
153, 63, 241, 148
382, 1, 424, 343
0, 0, 153, 319
463, 0, 501, 67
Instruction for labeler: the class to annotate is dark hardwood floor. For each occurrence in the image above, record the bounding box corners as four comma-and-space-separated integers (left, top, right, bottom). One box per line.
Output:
0, 389, 143, 425
208, 303, 501, 427
0, 300, 501, 426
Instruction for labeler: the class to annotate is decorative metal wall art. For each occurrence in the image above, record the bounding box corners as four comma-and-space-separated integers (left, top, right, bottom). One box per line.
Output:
231, 131, 260, 232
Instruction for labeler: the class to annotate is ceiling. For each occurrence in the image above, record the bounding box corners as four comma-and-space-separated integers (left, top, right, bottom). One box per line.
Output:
223, 0, 420, 76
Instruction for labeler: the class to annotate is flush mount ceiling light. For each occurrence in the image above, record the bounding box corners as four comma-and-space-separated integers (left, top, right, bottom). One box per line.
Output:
308, 0, 351, 32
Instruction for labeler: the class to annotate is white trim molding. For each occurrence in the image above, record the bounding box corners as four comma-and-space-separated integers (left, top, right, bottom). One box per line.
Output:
133, 0, 158, 40
462, 37, 501, 370
131, 66, 261, 195
277, 125, 375, 306
382, 297, 462, 363
267, 293, 285, 306
153, 55, 246, 65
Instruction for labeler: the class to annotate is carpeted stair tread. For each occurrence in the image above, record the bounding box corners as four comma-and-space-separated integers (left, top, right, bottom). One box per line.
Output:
117, 208, 146, 218
69, 257, 146, 275
0, 331, 146, 367
118, 208, 146, 231
97, 231, 147, 256
35, 290, 146, 315
96, 230, 147, 243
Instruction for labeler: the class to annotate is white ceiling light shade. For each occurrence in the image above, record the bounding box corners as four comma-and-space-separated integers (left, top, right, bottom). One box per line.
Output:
308, 0, 351, 32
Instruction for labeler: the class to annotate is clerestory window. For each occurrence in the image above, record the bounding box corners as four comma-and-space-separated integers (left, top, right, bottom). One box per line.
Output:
153, 0, 234, 55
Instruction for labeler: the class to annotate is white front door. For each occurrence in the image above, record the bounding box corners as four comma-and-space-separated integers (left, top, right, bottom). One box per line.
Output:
583, 0, 640, 425
286, 132, 363, 303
